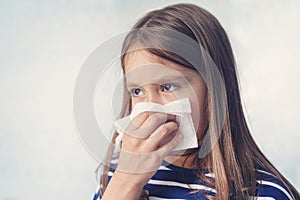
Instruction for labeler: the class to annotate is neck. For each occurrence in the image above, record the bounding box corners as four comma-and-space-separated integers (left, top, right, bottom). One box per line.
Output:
164, 148, 200, 169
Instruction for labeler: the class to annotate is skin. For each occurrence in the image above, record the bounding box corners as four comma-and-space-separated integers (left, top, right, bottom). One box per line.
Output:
102, 50, 208, 199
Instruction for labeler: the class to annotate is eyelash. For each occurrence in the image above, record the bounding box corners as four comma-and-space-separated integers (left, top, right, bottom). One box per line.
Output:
130, 88, 144, 97
129, 84, 179, 97
161, 84, 178, 92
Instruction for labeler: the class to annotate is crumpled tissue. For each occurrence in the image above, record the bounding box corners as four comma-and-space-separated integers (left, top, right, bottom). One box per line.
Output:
113, 98, 198, 151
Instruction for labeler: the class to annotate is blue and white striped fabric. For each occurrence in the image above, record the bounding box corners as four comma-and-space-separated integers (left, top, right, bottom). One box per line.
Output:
93, 160, 293, 200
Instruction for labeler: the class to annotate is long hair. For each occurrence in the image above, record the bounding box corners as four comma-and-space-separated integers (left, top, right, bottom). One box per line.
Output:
100, 3, 299, 199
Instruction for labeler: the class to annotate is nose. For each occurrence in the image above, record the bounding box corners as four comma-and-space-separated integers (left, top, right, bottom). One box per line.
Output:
145, 85, 166, 104
147, 89, 163, 104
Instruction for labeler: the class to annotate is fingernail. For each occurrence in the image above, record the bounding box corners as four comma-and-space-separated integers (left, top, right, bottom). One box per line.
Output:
174, 123, 179, 128
170, 114, 176, 119
177, 133, 183, 139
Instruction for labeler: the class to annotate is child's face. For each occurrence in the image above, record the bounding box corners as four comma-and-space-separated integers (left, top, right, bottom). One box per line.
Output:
124, 50, 208, 139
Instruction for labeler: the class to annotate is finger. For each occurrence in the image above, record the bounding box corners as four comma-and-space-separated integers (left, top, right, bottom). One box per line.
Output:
127, 111, 150, 130
126, 112, 176, 139
134, 113, 176, 138
148, 121, 178, 148
157, 133, 183, 156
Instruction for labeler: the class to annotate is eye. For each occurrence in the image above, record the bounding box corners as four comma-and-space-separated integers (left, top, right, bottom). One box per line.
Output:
161, 84, 178, 92
130, 88, 145, 97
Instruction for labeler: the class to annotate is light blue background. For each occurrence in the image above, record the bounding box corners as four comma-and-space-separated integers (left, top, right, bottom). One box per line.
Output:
0, 0, 299, 199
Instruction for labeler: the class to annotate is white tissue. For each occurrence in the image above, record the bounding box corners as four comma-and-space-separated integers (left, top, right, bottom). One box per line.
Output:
113, 98, 198, 151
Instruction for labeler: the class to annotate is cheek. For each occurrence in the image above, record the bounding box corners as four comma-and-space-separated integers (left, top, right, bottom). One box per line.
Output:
130, 98, 141, 110
170, 88, 200, 130
188, 86, 207, 135
131, 97, 141, 105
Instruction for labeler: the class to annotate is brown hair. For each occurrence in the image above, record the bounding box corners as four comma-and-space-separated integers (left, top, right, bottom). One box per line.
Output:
100, 3, 299, 199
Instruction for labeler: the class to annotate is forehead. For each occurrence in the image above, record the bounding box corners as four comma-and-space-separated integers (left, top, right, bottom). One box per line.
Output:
124, 50, 196, 86
124, 50, 180, 71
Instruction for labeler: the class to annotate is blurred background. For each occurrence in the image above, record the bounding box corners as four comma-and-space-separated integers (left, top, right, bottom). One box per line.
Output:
0, 0, 299, 199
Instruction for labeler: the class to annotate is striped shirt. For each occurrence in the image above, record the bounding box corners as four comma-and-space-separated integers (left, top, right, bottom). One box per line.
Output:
93, 160, 293, 200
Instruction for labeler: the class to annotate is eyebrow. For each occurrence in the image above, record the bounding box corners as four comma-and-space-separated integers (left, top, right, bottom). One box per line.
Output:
125, 73, 193, 88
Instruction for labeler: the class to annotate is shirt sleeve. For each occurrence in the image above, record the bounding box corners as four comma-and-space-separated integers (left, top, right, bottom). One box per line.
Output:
93, 184, 101, 200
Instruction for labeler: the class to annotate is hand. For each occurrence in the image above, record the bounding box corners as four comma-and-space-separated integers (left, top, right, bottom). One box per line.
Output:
116, 111, 182, 185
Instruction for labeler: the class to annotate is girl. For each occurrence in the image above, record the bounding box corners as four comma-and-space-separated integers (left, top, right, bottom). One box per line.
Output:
94, 3, 299, 200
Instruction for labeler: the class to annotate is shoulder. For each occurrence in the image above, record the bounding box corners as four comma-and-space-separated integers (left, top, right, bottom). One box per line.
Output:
255, 169, 294, 200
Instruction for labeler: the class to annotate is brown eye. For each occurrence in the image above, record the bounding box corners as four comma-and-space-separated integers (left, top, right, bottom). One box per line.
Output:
161, 84, 178, 92
131, 88, 144, 97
